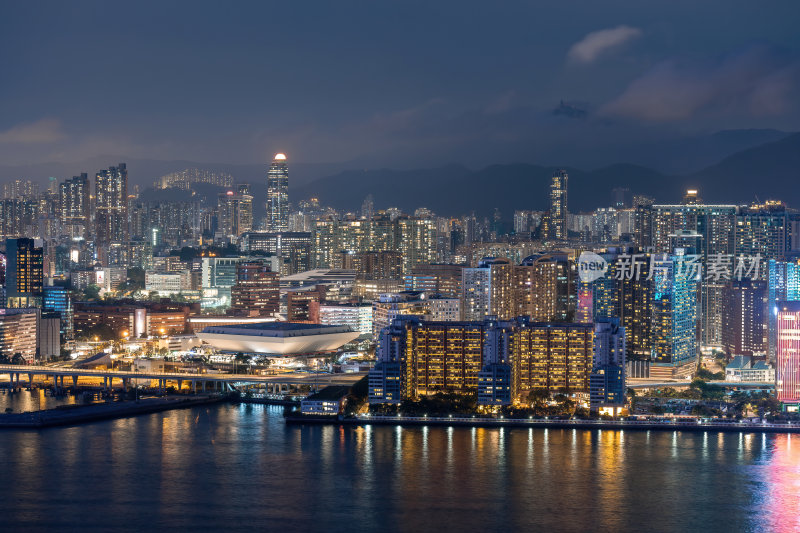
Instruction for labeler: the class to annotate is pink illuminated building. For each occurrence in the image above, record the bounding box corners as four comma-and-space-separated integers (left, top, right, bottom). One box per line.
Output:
776, 301, 800, 406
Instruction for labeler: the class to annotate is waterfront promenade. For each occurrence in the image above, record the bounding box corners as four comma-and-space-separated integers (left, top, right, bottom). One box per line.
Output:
287, 414, 800, 434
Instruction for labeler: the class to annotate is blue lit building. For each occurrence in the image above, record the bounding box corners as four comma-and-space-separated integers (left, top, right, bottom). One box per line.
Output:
576, 251, 620, 323
43, 285, 73, 339
589, 318, 627, 411
651, 252, 698, 370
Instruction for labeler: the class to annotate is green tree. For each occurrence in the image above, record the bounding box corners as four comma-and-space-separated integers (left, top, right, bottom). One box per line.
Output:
83, 284, 102, 301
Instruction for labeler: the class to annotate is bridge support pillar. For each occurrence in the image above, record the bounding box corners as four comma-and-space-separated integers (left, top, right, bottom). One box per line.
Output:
177, 379, 182, 392
201, 380, 206, 393
27, 373, 33, 390
72, 375, 78, 388
192, 380, 196, 394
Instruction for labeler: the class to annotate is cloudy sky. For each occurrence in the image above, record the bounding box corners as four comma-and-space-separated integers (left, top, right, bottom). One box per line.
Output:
1, 0, 799, 170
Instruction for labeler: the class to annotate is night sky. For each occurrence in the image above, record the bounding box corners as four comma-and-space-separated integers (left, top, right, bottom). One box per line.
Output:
2, 1, 799, 171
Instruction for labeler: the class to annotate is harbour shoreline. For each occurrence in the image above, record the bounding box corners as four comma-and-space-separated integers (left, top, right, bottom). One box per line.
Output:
285, 414, 800, 434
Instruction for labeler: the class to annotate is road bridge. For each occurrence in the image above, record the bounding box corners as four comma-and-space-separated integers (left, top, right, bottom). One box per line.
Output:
0, 365, 366, 394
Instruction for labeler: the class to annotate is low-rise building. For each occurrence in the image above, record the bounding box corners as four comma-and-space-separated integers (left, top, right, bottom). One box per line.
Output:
318, 303, 373, 336
145, 270, 192, 296
300, 385, 351, 415
725, 355, 776, 382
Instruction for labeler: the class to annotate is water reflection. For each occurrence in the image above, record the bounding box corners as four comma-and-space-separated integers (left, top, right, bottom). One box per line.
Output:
0, 405, 789, 532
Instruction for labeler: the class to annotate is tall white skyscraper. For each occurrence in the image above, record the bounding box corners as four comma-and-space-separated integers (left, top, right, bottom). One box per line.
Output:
266, 153, 289, 232
549, 169, 568, 240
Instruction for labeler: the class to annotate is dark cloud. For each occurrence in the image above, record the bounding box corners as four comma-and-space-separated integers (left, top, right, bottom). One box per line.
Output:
0, 2, 799, 171
600, 45, 800, 122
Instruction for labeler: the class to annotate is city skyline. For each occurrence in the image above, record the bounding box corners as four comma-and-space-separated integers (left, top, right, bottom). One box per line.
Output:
3, 3, 800, 532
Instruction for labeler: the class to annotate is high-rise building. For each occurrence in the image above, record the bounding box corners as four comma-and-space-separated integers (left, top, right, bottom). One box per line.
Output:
5, 238, 43, 308
776, 301, 800, 406
43, 285, 73, 340
0, 308, 38, 363
286, 284, 329, 322
735, 203, 791, 263
549, 169, 568, 240
95, 163, 129, 246
650, 199, 737, 347
721, 279, 767, 356
650, 252, 698, 371
339, 250, 403, 281
461, 257, 514, 321
361, 194, 374, 219
515, 252, 576, 321
575, 248, 698, 375
589, 319, 627, 411
266, 153, 289, 232
404, 264, 463, 298
240, 232, 312, 276
369, 316, 594, 404
59, 173, 91, 236
217, 190, 253, 239
2, 179, 39, 200
312, 215, 436, 274
155, 168, 234, 190
230, 261, 280, 317
370, 292, 432, 339
767, 258, 800, 362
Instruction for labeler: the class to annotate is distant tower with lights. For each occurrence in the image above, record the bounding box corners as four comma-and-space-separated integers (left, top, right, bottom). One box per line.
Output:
266, 153, 289, 232
549, 169, 568, 240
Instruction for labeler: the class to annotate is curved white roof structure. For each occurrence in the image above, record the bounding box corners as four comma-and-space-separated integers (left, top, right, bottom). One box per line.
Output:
197, 322, 359, 355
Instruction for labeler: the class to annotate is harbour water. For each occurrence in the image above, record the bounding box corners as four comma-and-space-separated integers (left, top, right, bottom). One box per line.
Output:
0, 402, 798, 532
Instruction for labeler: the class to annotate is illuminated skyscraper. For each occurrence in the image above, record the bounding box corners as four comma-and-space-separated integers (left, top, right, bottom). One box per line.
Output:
721, 279, 767, 356
650, 199, 736, 347
230, 261, 280, 317
461, 257, 514, 321
515, 252, 576, 322
59, 173, 91, 233
651, 252, 698, 371
266, 153, 289, 232
589, 318, 627, 411
767, 258, 800, 362
369, 315, 594, 404
217, 190, 253, 239
549, 169, 568, 240
776, 301, 800, 407
4, 237, 43, 308
95, 163, 129, 245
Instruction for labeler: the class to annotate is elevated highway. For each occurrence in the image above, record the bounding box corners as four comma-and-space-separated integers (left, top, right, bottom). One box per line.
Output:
0, 365, 366, 394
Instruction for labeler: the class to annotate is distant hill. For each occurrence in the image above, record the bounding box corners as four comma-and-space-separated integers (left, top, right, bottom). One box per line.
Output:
292, 133, 800, 216
291, 163, 672, 215
687, 132, 800, 205
1, 129, 797, 217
